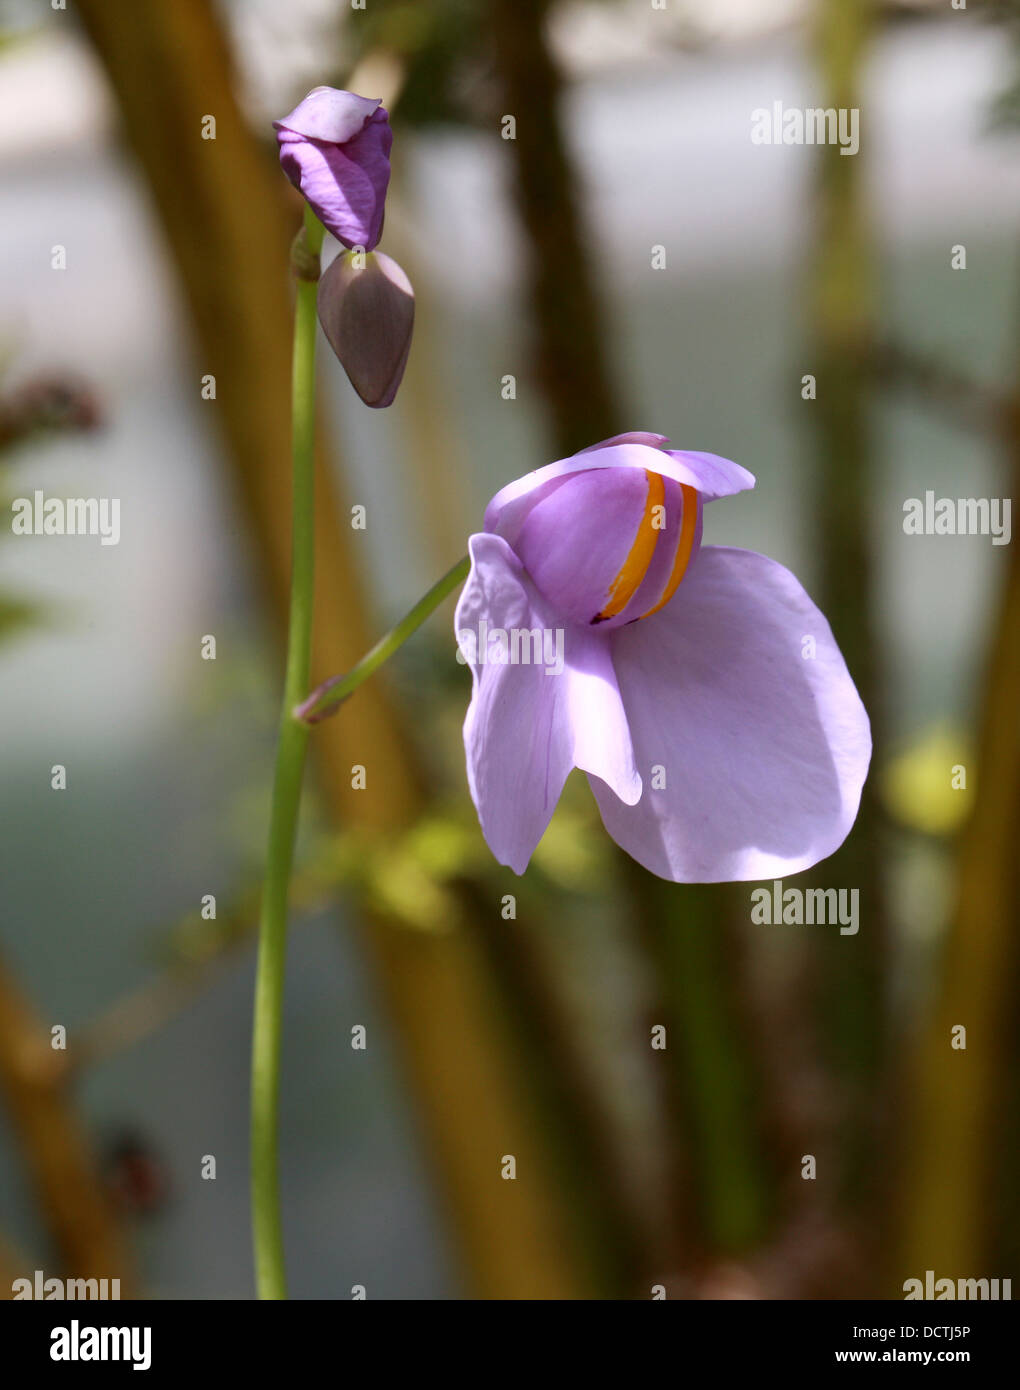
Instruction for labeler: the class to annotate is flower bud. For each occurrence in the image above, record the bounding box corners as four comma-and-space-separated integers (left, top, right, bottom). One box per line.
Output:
316, 250, 414, 409
274, 87, 391, 252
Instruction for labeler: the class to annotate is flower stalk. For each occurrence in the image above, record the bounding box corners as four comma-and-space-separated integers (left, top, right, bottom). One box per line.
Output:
250, 204, 324, 1301
296, 555, 469, 725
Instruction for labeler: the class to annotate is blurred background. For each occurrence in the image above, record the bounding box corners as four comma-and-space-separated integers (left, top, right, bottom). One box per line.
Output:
0, 0, 1017, 1299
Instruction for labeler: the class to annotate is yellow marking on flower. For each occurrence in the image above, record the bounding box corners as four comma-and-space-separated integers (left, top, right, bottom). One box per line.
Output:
640, 483, 699, 619
595, 469, 665, 621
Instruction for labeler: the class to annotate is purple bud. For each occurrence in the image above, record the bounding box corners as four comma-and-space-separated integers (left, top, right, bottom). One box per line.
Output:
317, 250, 414, 409
273, 87, 392, 251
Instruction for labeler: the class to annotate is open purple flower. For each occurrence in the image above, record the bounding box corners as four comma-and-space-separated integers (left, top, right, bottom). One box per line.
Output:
274, 87, 392, 251
455, 433, 871, 882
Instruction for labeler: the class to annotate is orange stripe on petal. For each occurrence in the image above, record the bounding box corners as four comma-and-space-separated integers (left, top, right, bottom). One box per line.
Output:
596, 469, 665, 621
640, 483, 699, 619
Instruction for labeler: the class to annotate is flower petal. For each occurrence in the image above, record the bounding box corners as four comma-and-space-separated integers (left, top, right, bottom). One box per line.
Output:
578, 431, 672, 453
273, 88, 382, 143
276, 112, 391, 250
456, 533, 641, 874
626, 477, 704, 619
513, 467, 660, 627
484, 441, 753, 546
664, 449, 755, 501
591, 546, 871, 882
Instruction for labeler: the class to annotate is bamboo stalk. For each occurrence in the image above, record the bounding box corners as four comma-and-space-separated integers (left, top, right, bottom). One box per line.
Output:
900, 307, 1020, 1282
0, 952, 133, 1291
490, 0, 623, 457
805, 1, 891, 1280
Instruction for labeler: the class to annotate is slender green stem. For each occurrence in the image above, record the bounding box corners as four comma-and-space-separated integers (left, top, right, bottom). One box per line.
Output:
295, 555, 470, 724
251, 205, 324, 1301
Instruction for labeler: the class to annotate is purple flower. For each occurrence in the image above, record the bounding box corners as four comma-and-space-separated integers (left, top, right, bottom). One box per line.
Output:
455, 433, 872, 881
273, 87, 392, 251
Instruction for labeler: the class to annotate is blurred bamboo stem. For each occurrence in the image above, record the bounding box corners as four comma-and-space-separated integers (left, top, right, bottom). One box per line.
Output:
469, 897, 656, 1293
0, 952, 133, 1291
490, 0, 623, 456
806, 0, 890, 1275
634, 877, 772, 1265
75, 0, 590, 1297
489, 0, 679, 1284
900, 302, 1020, 1282
489, 0, 781, 1283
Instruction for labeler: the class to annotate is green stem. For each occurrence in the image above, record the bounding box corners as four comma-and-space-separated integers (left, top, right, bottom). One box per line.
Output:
295, 555, 470, 724
250, 205, 324, 1301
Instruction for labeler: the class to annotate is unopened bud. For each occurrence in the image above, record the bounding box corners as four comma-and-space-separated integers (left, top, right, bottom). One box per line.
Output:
316, 250, 414, 409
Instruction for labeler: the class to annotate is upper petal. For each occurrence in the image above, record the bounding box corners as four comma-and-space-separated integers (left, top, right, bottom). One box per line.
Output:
273, 88, 382, 143
456, 533, 641, 874
578, 431, 672, 453
591, 546, 871, 882
484, 441, 754, 547
663, 449, 755, 502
